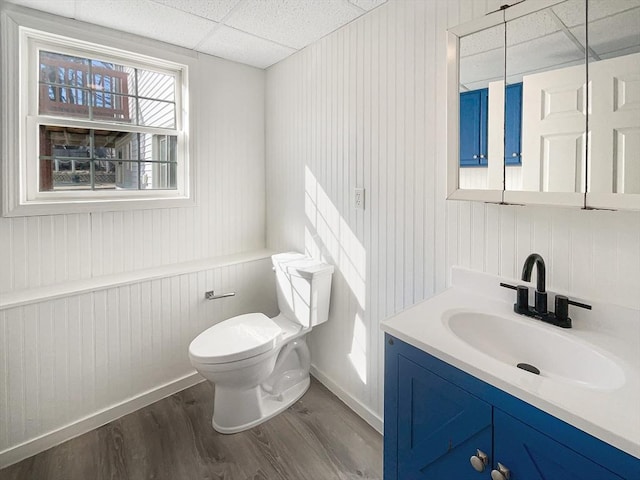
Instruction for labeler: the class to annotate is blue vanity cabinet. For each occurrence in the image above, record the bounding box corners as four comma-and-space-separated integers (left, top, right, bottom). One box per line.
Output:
504, 82, 522, 165
459, 88, 488, 167
460, 83, 523, 167
384, 334, 640, 480
493, 410, 625, 479
396, 355, 492, 477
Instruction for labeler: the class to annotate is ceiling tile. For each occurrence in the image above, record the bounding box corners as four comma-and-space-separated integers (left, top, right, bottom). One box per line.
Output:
198, 25, 296, 69
586, 9, 640, 57
224, 0, 363, 50
563, 0, 639, 24
149, 0, 240, 22
5, 0, 76, 18
549, 0, 586, 27
74, 0, 217, 50
506, 9, 562, 48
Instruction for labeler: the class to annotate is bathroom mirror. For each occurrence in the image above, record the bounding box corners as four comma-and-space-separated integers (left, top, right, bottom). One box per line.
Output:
503, 0, 587, 207
457, 22, 505, 193
447, 0, 640, 210
585, 0, 640, 210
447, 9, 505, 203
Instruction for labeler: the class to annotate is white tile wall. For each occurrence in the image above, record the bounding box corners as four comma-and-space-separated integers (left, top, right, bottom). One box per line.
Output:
265, 0, 640, 424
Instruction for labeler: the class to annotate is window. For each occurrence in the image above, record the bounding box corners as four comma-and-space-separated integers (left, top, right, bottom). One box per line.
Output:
1, 9, 194, 216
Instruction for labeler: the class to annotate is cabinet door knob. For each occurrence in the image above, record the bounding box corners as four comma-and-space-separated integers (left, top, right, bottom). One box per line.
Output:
511, 152, 518, 157
479, 154, 486, 159
469, 449, 489, 472
491, 462, 511, 480
473, 154, 479, 159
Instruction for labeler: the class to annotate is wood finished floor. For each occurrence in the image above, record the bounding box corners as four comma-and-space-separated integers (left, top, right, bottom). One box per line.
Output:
0, 378, 382, 480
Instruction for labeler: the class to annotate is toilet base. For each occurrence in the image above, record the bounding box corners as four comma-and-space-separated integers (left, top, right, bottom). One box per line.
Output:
212, 376, 310, 434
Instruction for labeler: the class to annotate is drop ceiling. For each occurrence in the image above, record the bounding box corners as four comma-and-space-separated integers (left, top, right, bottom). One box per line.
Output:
459, 0, 640, 90
4, 0, 387, 69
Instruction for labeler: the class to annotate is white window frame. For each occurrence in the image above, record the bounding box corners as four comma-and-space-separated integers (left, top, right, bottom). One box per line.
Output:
1, 5, 196, 216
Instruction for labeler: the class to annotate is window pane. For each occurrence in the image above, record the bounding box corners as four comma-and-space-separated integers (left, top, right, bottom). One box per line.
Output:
94, 130, 139, 161
138, 133, 177, 161
40, 126, 177, 192
39, 52, 90, 119
49, 161, 93, 190
90, 61, 135, 96
137, 68, 175, 102
138, 98, 175, 128
140, 162, 177, 189
114, 161, 140, 189
39, 125, 90, 191
92, 93, 136, 123
93, 160, 117, 189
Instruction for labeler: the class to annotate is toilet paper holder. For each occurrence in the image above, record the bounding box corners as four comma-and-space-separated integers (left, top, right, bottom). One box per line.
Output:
204, 290, 236, 300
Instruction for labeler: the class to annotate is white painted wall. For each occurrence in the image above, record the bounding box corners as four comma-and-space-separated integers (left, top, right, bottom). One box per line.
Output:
0, 9, 276, 467
265, 0, 640, 427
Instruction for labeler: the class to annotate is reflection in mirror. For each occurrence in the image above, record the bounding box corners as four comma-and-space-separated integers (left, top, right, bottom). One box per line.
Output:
458, 22, 505, 191
505, 0, 587, 193
587, 0, 640, 196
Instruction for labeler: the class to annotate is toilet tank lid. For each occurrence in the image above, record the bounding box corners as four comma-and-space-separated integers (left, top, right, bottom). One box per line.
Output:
189, 313, 282, 364
272, 252, 334, 279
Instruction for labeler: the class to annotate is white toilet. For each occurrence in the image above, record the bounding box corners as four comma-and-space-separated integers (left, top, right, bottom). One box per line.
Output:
189, 252, 334, 434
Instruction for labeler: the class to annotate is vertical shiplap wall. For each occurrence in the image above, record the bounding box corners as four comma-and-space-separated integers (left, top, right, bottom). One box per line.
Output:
0, 19, 271, 465
0, 51, 266, 294
0, 258, 278, 464
265, 0, 640, 423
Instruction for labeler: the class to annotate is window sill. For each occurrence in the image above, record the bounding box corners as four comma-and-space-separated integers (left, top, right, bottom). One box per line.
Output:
2, 194, 196, 217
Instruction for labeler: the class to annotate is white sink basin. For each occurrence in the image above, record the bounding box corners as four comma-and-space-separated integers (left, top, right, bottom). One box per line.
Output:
443, 310, 626, 391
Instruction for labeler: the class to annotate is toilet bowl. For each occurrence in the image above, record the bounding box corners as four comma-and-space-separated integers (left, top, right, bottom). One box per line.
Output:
188, 253, 334, 434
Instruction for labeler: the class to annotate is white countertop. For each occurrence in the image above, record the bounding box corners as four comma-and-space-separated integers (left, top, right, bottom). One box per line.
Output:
380, 267, 640, 459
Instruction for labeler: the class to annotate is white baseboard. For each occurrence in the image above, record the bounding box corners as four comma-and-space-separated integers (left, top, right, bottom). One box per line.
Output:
0, 371, 205, 469
310, 365, 383, 435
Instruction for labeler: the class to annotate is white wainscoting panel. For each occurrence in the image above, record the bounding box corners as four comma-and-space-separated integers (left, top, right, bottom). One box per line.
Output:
0, 257, 278, 467
265, 0, 640, 426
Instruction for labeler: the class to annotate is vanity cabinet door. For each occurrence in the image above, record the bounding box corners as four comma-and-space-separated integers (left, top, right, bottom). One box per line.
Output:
505, 82, 522, 165
396, 355, 492, 478
493, 410, 625, 480
460, 88, 489, 167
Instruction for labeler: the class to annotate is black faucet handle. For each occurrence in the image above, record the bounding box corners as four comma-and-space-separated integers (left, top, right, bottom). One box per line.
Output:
555, 295, 569, 320
567, 298, 592, 310
554, 296, 590, 328
516, 285, 529, 313
554, 295, 572, 328
500, 282, 530, 314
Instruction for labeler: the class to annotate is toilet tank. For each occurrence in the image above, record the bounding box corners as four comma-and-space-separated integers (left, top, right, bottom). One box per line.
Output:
272, 253, 334, 328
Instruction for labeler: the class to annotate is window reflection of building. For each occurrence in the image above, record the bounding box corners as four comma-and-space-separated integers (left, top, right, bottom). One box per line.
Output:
38, 52, 178, 192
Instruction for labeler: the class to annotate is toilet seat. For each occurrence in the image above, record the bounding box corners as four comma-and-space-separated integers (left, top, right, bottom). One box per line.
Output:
189, 313, 282, 364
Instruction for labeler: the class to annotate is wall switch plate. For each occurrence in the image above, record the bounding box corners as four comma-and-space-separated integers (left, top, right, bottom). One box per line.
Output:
354, 187, 365, 210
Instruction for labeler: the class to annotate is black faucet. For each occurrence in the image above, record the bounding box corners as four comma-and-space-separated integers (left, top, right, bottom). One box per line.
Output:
521, 253, 547, 315
500, 253, 591, 328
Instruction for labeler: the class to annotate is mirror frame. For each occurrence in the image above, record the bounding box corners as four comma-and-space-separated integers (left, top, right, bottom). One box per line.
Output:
447, 8, 505, 204
447, 0, 639, 209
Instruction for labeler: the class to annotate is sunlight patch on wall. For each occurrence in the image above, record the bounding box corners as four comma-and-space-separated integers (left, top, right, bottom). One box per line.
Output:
304, 166, 366, 309
349, 312, 368, 385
